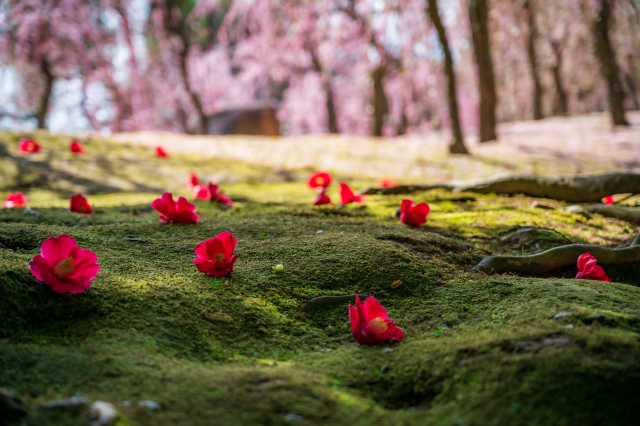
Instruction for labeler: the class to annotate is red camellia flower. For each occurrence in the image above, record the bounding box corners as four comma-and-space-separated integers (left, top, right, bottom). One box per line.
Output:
349, 295, 404, 345
314, 188, 331, 205
193, 185, 210, 200
602, 195, 615, 205
575, 252, 611, 282
70, 140, 85, 154
189, 173, 200, 188
19, 138, 41, 154
399, 199, 430, 227
29, 235, 100, 294
151, 192, 199, 224
155, 146, 168, 158
208, 182, 234, 206
340, 182, 364, 204
3, 193, 27, 209
380, 179, 397, 188
308, 172, 331, 188
70, 194, 93, 214
194, 231, 238, 276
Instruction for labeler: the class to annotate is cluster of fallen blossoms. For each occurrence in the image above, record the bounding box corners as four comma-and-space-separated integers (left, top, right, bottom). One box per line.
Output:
7, 140, 618, 345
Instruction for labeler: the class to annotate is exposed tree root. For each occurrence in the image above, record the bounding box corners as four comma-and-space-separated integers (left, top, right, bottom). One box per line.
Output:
302, 294, 368, 311
472, 232, 640, 275
361, 173, 640, 203
583, 204, 640, 224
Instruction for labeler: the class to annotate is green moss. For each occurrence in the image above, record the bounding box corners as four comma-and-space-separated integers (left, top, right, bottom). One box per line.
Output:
1, 131, 639, 425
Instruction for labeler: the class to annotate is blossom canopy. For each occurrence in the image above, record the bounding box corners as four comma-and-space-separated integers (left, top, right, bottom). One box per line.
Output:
349, 295, 404, 345
29, 235, 100, 294
194, 231, 238, 276
152, 192, 199, 224
575, 252, 611, 282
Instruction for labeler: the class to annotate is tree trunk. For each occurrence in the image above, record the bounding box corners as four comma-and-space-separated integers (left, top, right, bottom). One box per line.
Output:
427, 0, 468, 154
550, 41, 568, 116
178, 38, 206, 134
36, 59, 54, 129
523, 0, 543, 120
593, 0, 628, 126
624, 54, 640, 110
309, 47, 339, 133
469, 0, 498, 141
371, 66, 389, 137
325, 81, 339, 133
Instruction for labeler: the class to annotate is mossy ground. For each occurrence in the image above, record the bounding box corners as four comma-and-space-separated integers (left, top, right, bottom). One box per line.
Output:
1, 131, 639, 425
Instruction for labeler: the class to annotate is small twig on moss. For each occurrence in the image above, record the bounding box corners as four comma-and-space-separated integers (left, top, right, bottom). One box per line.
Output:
302, 294, 369, 311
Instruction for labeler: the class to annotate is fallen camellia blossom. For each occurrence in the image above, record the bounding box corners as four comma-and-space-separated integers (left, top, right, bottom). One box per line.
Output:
314, 188, 331, 205
70, 140, 85, 154
208, 183, 233, 205
602, 195, 615, 205
340, 183, 364, 204
19, 138, 41, 154
70, 194, 93, 214
3, 193, 27, 209
575, 252, 611, 282
152, 192, 199, 224
308, 172, 331, 188
380, 179, 397, 188
29, 235, 100, 294
194, 231, 238, 276
155, 146, 169, 158
349, 295, 404, 345
189, 173, 200, 188
399, 199, 430, 227
193, 185, 210, 200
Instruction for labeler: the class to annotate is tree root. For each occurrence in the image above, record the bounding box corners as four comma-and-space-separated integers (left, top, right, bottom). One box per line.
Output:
302, 294, 368, 311
583, 204, 640, 224
361, 173, 640, 203
472, 232, 640, 275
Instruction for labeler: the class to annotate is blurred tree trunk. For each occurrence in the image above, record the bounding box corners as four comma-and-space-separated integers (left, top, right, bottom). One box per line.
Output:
624, 54, 640, 110
309, 47, 339, 133
550, 41, 568, 116
469, 0, 497, 141
371, 65, 389, 137
36, 59, 54, 129
178, 35, 206, 134
427, 0, 468, 154
523, 0, 543, 120
593, 0, 628, 125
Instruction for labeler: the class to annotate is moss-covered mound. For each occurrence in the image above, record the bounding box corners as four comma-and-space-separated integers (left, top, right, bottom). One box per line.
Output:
1, 131, 639, 425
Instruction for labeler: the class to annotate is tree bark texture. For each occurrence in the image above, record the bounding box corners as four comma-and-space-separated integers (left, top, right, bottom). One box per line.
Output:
523, 0, 543, 120
36, 59, 54, 129
593, 0, 628, 126
309, 47, 339, 133
550, 41, 568, 116
469, 0, 498, 141
427, 0, 468, 154
179, 36, 207, 134
371, 65, 389, 137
